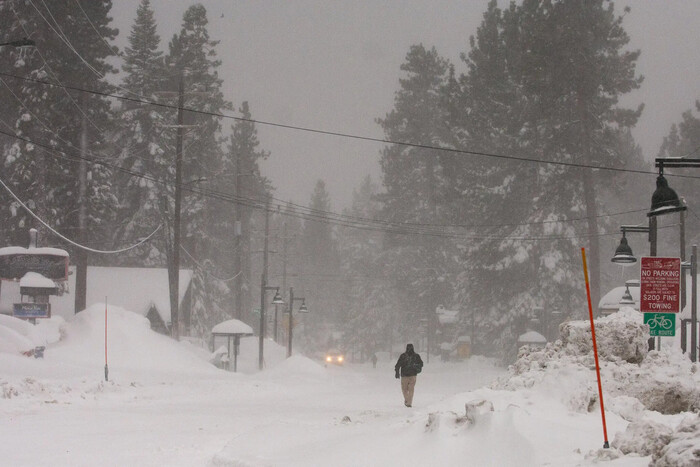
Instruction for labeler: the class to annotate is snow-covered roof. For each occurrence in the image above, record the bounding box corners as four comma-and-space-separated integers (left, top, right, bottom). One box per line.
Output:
436, 306, 460, 325
518, 330, 547, 344
598, 282, 640, 311
211, 319, 253, 335
0, 246, 69, 257
1, 266, 192, 322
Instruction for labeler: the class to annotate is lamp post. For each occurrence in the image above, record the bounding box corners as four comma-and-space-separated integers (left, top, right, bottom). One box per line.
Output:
259, 275, 284, 370
286, 287, 308, 358
611, 225, 651, 265
645, 158, 700, 354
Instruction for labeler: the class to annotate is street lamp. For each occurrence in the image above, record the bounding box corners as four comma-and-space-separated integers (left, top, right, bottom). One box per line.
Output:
645, 158, 699, 354
286, 287, 309, 358
259, 273, 284, 370
611, 225, 651, 264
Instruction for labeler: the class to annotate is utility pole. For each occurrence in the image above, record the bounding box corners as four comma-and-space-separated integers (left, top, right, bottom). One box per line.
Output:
258, 199, 271, 370
692, 246, 698, 362
233, 146, 243, 320
279, 221, 288, 342
170, 72, 185, 340
75, 92, 88, 313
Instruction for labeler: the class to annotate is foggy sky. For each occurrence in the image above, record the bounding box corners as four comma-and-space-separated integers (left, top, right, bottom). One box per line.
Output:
109, 0, 700, 210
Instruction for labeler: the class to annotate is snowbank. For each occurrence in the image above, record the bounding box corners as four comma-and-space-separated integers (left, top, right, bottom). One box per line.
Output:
491, 308, 700, 465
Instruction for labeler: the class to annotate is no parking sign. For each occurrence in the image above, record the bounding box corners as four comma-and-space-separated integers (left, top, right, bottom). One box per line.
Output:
640, 257, 680, 337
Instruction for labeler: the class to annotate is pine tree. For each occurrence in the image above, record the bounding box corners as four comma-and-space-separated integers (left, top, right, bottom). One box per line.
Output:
163, 4, 232, 336
377, 44, 458, 358
300, 180, 341, 347
113, 0, 168, 265
222, 102, 271, 325
657, 102, 700, 247
336, 176, 401, 359
0, 2, 118, 281
449, 0, 643, 358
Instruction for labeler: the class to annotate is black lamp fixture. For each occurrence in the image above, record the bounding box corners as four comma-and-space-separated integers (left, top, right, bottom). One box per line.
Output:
619, 284, 635, 306
298, 300, 308, 313
611, 234, 636, 264
271, 288, 285, 305
648, 168, 687, 218
611, 225, 651, 265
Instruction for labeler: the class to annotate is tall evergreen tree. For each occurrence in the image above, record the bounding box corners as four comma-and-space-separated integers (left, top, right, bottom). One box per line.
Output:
657, 102, 700, 247
377, 44, 458, 358
0, 2, 118, 296
449, 0, 643, 358
300, 180, 341, 348
336, 176, 402, 359
164, 4, 231, 336
113, 0, 168, 265
222, 101, 271, 325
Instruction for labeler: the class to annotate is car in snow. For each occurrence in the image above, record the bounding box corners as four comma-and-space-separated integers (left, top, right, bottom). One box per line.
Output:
324, 349, 345, 366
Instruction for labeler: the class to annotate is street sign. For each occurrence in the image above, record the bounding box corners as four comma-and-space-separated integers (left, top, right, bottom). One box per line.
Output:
13, 302, 51, 319
640, 257, 681, 313
644, 312, 676, 337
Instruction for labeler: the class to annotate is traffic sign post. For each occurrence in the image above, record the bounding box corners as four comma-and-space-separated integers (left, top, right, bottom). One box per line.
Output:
641, 257, 681, 337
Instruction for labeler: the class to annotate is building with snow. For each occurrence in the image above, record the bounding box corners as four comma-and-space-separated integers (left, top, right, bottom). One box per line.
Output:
598, 279, 640, 315
0, 266, 192, 335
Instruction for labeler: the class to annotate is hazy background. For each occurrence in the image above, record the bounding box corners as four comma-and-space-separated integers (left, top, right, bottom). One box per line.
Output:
110, 0, 700, 209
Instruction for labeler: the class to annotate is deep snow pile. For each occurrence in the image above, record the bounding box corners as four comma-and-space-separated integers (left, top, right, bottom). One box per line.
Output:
492, 307, 700, 466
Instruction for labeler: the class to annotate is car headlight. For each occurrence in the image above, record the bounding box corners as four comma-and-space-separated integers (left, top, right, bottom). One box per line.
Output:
337, 355, 344, 362
326, 356, 332, 362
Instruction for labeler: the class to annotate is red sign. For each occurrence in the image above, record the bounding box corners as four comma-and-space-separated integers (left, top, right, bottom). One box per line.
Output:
640, 257, 681, 313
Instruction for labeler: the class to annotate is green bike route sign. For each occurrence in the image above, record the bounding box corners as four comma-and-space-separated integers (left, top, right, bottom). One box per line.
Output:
644, 313, 676, 337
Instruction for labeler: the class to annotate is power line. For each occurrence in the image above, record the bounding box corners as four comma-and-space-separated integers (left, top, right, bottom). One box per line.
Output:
0, 126, 656, 244
0, 174, 162, 254
6, 71, 700, 183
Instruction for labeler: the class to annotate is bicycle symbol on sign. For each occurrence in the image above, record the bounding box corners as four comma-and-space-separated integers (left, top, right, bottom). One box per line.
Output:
647, 314, 673, 330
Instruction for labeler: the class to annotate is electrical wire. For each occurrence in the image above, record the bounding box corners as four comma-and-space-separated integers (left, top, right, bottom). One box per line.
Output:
6, 71, 699, 183
179, 245, 241, 282
9, 4, 105, 134
0, 126, 652, 244
0, 174, 162, 254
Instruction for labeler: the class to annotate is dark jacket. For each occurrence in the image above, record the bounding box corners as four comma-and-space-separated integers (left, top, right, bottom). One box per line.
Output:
394, 344, 423, 377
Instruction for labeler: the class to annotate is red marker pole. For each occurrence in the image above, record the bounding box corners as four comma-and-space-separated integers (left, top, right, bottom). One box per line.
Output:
104, 298, 109, 382
581, 248, 609, 448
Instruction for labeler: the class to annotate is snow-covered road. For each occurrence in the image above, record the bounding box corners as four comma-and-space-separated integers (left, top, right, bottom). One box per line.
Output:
1, 355, 504, 466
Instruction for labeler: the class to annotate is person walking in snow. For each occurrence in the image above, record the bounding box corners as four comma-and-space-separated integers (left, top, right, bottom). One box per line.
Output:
394, 343, 423, 407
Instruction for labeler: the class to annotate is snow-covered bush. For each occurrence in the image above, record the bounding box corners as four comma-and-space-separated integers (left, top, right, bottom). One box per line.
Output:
559, 308, 648, 363
612, 419, 673, 456
653, 415, 700, 466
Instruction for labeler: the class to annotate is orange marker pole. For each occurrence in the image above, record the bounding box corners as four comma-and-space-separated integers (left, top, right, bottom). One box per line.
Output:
104, 298, 109, 382
581, 248, 609, 448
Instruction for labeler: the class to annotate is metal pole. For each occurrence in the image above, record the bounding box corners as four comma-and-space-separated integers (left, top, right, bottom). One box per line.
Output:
691, 245, 697, 362
259, 273, 265, 370
258, 201, 271, 370
288, 287, 294, 358
648, 216, 657, 351
681, 209, 687, 310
